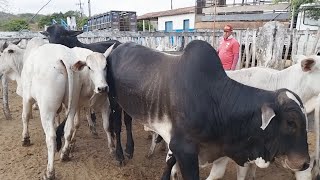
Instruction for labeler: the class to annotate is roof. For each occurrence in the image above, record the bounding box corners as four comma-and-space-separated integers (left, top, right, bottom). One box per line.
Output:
137, 6, 195, 20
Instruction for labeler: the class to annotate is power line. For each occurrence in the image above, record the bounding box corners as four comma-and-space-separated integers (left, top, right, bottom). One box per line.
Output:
18, 0, 53, 33
76, 0, 84, 17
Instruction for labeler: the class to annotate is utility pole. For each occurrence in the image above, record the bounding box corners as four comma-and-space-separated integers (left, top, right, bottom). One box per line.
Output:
88, 0, 91, 18
76, 0, 84, 17
171, 0, 173, 9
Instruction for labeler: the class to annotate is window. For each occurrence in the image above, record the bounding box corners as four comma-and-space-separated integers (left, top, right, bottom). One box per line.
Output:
183, 19, 190, 31
165, 21, 173, 32
303, 9, 320, 26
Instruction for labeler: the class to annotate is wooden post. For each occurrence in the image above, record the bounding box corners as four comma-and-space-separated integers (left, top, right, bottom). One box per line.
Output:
291, 29, 300, 61
283, 29, 292, 67
303, 28, 310, 55
245, 28, 250, 68
251, 29, 257, 67
311, 28, 320, 55
143, 20, 145, 32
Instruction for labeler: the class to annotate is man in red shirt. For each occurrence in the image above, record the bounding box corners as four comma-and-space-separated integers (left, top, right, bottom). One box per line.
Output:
217, 25, 240, 70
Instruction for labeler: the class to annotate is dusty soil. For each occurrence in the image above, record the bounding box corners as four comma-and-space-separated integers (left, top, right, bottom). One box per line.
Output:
0, 81, 316, 180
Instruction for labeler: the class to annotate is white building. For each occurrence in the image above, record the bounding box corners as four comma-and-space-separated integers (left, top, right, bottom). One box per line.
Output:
137, 6, 195, 32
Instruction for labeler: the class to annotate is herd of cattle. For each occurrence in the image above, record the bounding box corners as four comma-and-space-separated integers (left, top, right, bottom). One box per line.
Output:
0, 24, 319, 180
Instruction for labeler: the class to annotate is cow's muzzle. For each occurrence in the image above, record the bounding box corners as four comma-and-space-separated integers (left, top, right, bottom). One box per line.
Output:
282, 155, 310, 171
96, 85, 109, 93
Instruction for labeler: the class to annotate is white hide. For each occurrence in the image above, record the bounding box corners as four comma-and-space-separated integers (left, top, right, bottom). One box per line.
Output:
20, 43, 112, 179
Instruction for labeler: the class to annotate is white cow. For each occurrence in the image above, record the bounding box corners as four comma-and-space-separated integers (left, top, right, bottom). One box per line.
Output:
0, 37, 100, 133
1, 42, 113, 179
204, 54, 320, 180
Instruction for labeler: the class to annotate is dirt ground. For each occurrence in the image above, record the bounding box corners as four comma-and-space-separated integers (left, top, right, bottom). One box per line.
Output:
0, 81, 316, 180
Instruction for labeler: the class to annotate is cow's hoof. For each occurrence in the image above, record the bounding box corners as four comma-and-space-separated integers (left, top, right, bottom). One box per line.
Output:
60, 154, 71, 162
43, 170, 55, 180
124, 149, 133, 159
32, 104, 39, 110
60, 150, 71, 162
114, 159, 126, 167
89, 126, 98, 137
22, 138, 32, 147
109, 148, 115, 155
145, 152, 153, 159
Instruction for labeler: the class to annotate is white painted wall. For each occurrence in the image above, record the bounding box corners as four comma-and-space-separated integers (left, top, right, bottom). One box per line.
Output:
158, 13, 195, 31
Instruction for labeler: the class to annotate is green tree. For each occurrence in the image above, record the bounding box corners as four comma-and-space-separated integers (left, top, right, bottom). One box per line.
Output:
4, 19, 29, 31
137, 21, 154, 31
38, 11, 88, 29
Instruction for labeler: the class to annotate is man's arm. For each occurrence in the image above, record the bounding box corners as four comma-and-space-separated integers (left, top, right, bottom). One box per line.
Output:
231, 41, 240, 70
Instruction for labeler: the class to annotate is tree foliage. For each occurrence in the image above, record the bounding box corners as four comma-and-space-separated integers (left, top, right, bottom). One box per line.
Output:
3, 19, 29, 31
137, 21, 154, 31
38, 10, 88, 29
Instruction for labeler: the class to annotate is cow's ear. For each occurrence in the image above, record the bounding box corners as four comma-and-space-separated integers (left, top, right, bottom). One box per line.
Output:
301, 58, 316, 72
67, 30, 83, 37
71, 61, 86, 71
12, 39, 21, 45
260, 104, 275, 130
2, 41, 8, 51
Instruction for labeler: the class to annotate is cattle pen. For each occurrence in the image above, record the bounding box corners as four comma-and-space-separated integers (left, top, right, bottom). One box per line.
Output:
0, 23, 319, 70
0, 22, 320, 180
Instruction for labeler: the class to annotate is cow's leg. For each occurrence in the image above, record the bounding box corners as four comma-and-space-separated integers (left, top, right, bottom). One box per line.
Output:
171, 164, 179, 180
114, 110, 125, 165
168, 136, 199, 180
38, 108, 57, 180
146, 132, 158, 158
206, 157, 229, 180
54, 113, 61, 128
162, 149, 177, 180
60, 107, 77, 161
111, 101, 125, 165
241, 163, 256, 180
21, 98, 33, 146
124, 111, 134, 159
2, 75, 12, 120
86, 107, 98, 136
69, 109, 81, 152
101, 103, 115, 154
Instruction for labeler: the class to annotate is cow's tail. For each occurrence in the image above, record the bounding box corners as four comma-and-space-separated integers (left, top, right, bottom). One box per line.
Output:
59, 59, 74, 118
55, 59, 74, 151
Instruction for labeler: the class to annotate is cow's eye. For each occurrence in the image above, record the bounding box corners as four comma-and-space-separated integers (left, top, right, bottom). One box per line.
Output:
287, 120, 296, 129
88, 66, 91, 70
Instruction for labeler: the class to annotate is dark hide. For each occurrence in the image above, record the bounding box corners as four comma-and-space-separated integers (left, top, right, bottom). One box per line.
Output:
107, 40, 310, 180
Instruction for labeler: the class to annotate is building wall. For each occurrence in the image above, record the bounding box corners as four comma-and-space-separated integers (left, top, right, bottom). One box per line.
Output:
158, 13, 195, 32
195, 21, 290, 30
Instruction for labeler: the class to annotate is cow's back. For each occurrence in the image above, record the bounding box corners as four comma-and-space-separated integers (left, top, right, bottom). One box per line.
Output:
83, 40, 121, 53
108, 42, 179, 120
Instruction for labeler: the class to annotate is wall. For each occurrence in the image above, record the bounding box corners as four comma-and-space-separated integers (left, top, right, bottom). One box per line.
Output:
158, 13, 195, 32
195, 21, 290, 30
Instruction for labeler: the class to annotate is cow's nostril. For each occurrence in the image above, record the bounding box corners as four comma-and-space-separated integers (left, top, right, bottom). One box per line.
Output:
97, 86, 108, 93
301, 162, 310, 171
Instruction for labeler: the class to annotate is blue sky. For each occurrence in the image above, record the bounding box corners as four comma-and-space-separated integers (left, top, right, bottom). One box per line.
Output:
7, 0, 195, 16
